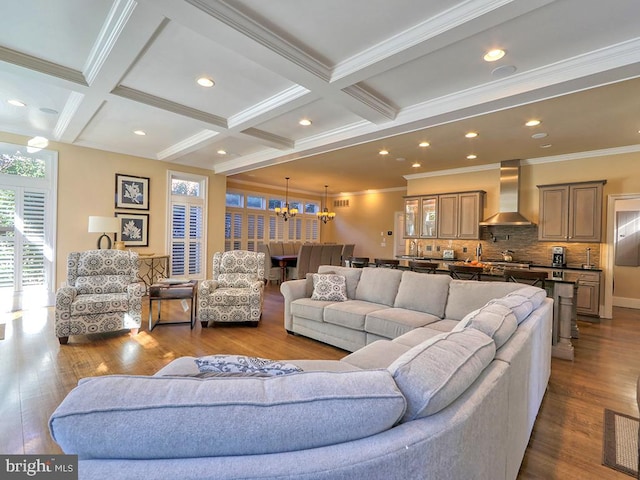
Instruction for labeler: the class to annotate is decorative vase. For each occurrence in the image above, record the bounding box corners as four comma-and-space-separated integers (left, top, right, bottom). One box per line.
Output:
114, 241, 126, 251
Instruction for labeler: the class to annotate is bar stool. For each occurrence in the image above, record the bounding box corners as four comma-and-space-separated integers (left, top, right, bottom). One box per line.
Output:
503, 269, 547, 289
374, 258, 400, 268
448, 264, 482, 280
349, 257, 369, 268
408, 261, 439, 274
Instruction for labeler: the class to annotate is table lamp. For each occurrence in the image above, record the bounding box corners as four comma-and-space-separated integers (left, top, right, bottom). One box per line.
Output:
88, 216, 120, 249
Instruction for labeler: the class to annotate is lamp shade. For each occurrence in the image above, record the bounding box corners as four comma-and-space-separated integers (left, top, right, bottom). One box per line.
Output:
88, 216, 120, 233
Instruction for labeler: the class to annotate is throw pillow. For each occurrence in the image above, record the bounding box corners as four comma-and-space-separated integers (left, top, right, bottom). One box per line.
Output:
194, 355, 302, 376
311, 273, 347, 302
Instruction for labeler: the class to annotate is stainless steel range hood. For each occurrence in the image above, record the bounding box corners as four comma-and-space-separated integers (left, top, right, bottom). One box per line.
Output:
479, 159, 534, 226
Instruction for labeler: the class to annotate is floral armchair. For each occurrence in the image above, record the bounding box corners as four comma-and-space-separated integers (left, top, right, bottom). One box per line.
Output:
55, 250, 146, 344
198, 250, 265, 327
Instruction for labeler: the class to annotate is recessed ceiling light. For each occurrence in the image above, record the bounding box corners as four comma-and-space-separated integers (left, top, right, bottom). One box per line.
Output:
39, 107, 59, 115
396, 157, 406, 162
196, 77, 215, 87
465, 132, 479, 138
418, 141, 430, 147
217, 149, 227, 155
467, 154, 477, 160
525, 119, 541, 127
8, 99, 26, 107
412, 162, 421, 168
531, 132, 548, 139
540, 144, 552, 148
133, 130, 146, 136
379, 149, 389, 155
299, 119, 312, 126
484, 49, 505, 62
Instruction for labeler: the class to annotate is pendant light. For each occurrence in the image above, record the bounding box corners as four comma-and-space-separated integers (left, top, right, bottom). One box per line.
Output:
275, 177, 298, 221
317, 185, 336, 224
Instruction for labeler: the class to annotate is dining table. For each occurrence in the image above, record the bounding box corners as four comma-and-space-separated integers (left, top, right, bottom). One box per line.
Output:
271, 254, 298, 283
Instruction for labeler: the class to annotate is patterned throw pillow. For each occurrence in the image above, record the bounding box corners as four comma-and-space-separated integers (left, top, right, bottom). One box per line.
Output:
311, 273, 348, 302
194, 355, 302, 376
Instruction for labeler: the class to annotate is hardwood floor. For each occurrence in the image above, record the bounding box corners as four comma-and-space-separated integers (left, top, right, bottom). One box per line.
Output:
1, 283, 639, 479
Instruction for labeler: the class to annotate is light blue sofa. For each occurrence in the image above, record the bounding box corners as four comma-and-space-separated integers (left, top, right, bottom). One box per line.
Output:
49, 266, 552, 480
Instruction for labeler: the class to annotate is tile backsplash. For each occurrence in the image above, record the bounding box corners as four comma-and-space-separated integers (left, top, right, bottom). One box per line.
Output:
410, 225, 601, 267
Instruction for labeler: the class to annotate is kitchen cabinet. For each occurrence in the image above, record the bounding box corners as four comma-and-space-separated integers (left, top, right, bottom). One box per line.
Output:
566, 270, 601, 317
537, 180, 605, 242
437, 191, 484, 240
404, 197, 420, 238
404, 191, 483, 239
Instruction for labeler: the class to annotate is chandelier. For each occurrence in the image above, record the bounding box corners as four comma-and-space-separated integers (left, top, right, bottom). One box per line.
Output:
317, 185, 336, 224
275, 177, 298, 221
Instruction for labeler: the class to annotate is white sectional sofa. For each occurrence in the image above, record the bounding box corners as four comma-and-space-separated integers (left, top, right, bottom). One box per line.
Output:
49, 265, 552, 480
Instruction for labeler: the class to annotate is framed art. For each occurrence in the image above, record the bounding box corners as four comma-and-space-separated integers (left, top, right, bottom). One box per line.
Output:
115, 174, 149, 210
115, 213, 149, 247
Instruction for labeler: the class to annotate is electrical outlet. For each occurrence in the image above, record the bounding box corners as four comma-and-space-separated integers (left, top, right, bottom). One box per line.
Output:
463, 247, 467, 253
426, 245, 432, 251
436, 246, 440, 252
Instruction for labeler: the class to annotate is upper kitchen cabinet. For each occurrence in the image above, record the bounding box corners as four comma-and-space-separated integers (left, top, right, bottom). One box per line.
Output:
403, 195, 438, 238
421, 196, 438, 238
404, 197, 420, 238
537, 180, 606, 242
437, 191, 485, 240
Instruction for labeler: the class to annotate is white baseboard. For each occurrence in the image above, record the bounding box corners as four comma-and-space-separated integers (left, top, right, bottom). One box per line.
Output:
612, 296, 640, 310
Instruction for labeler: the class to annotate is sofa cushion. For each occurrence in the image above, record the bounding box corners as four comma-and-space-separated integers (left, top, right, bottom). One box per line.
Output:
454, 304, 517, 349
394, 271, 451, 317
341, 340, 412, 369
195, 355, 303, 376
487, 295, 534, 324
393, 327, 446, 347
70, 293, 128, 315
217, 273, 256, 288
507, 286, 547, 309
364, 308, 441, 339
318, 265, 362, 299
324, 301, 390, 331
49, 371, 406, 459
291, 298, 335, 322
355, 267, 403, 307
444, 280, 523, 320
311, 273, 347, 302
388, 328, 496, 422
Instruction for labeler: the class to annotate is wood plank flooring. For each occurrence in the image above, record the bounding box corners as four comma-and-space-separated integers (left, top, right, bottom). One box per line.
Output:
1, 283, 639, 479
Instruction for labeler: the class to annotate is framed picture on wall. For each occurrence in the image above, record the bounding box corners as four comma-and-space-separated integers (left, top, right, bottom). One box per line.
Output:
115, 213, 149, 247
115, 174, 149, 210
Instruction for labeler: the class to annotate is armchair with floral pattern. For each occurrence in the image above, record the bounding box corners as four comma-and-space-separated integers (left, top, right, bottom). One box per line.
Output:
55, 250, 145, 344
198, 250, 265, 327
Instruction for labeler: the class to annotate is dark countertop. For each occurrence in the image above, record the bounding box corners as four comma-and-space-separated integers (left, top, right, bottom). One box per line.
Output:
531, 264, 602, 272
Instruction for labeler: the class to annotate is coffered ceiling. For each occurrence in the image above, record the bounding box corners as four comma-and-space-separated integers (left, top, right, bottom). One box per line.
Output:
1, 0, 640, 195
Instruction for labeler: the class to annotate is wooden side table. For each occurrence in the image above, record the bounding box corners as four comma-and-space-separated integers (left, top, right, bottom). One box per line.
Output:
148, 279, 197, 331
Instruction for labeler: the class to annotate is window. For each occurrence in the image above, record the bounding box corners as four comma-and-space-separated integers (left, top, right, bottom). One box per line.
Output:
169, 172, 207, 279
226, 189, 320, 250
0, 142, 57, 311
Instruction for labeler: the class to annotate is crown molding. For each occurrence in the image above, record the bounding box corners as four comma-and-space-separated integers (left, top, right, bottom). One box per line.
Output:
404, 162, 499, 180
523, 144, 640, 165
111, 85, 228, 128
341, 84, 397, 120
0, 46, 87, 86
331, 0, 515, 83
228, 85, 311, 128
399, 37, 640, 126
53, 92, 86, 140
241, 128, 294, 150
186, 0, 331, 82
157, 130, 219, 161
83, 0, 137, 85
